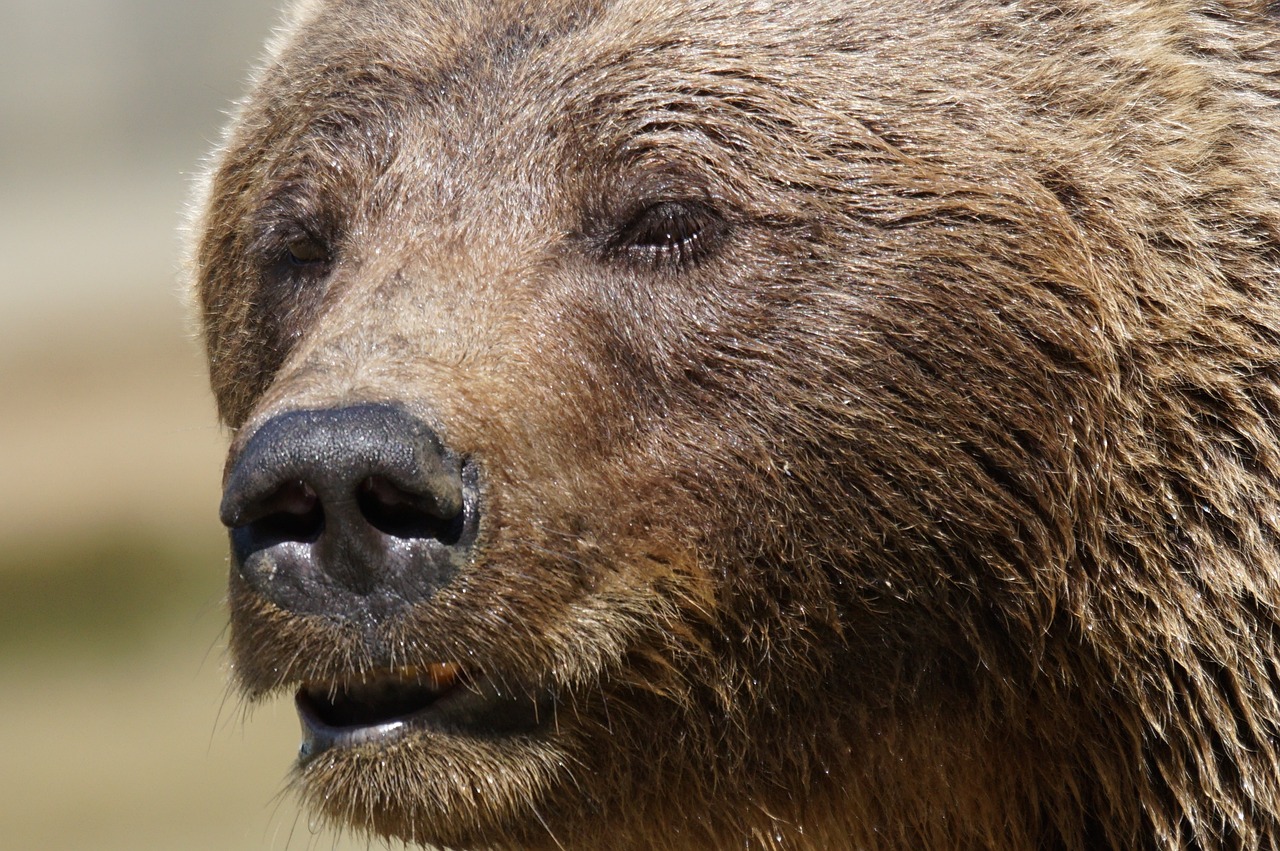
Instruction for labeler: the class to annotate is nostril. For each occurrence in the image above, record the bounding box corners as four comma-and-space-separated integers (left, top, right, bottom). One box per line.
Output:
357, 475, 463, 544
242, 480, 325, 546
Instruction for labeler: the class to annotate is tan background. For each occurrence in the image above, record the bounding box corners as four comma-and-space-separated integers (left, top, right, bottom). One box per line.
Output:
1, 2, 365, 848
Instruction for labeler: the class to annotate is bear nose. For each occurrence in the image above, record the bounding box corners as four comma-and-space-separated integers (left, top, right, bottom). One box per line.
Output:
219, 404, 477, 617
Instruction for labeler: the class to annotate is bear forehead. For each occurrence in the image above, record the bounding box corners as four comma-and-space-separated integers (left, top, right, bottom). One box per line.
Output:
230, 1, 852, 248
231, 0, 973, 232
279, 0, 876, 66
257, 0, 925, 126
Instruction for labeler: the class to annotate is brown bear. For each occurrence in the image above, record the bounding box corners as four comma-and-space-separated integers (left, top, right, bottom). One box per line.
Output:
191, 0, 1280, 848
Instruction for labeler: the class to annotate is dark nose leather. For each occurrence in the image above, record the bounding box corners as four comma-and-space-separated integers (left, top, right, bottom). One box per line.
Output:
219, 404, 477, 618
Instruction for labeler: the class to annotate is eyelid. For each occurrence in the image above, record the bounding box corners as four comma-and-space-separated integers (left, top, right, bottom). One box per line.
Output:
613, 199, 722, 266
249, 180, 335, 252
285, 233, 330, 265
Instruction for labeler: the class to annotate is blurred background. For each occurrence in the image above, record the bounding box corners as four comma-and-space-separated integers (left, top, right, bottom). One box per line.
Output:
1, 2, 366, 848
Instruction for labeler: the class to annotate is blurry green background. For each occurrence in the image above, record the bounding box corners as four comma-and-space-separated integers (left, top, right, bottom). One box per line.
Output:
1, 3, 365, 849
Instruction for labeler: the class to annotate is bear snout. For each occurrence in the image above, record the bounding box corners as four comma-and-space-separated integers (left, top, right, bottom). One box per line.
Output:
219, 403, 479, 620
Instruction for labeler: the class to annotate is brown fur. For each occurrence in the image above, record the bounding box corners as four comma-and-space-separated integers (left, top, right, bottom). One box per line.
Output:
192, 0, 1280, 848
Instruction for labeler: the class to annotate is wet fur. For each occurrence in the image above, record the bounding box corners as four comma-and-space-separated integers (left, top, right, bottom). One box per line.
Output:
193, 0, 1280, 848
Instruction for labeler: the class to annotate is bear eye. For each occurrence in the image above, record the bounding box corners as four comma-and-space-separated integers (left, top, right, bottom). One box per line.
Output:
284, 234, 330, 267
616, 201, 720, 266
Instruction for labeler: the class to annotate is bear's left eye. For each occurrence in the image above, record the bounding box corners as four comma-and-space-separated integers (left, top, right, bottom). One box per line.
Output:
284, 235, 330, 267
615, 201, 720, 267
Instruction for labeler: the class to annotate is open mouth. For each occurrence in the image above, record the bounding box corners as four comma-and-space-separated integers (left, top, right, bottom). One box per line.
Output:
295, 662, 551, 761
300, 662, 462, 723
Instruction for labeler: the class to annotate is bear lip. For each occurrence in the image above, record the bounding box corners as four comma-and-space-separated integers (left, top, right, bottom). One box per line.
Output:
295, 662, 551, 761
296, 663, 464, 756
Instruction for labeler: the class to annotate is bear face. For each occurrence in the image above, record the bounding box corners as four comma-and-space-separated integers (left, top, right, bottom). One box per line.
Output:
193, 0, 1280, 848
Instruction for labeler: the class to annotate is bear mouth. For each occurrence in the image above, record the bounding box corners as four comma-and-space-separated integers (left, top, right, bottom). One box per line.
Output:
296, 662, 551, 761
